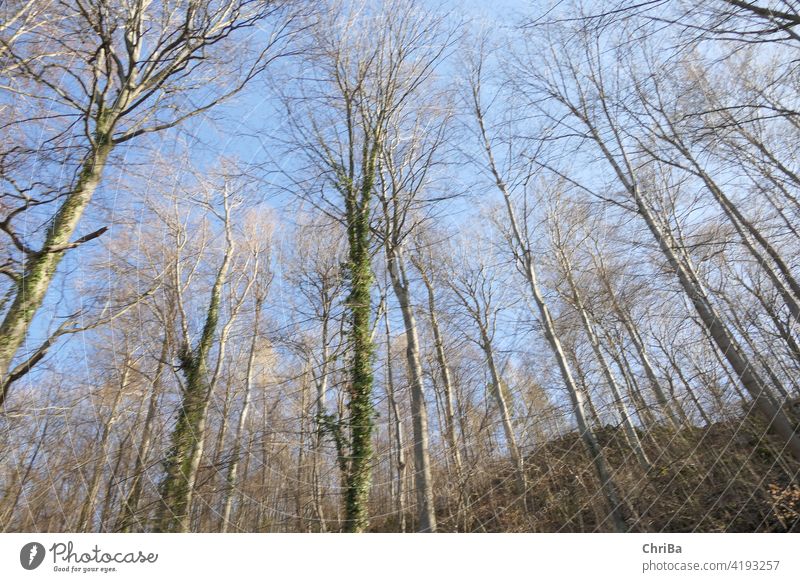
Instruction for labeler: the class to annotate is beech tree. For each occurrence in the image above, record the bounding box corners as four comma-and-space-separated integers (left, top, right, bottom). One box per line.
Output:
375, 82, 454, 532
283, 0, 452, 532
0, 0, 296, 403
2, 0, 799, 536
467, 41, 630, 530
508, 11, 800, 461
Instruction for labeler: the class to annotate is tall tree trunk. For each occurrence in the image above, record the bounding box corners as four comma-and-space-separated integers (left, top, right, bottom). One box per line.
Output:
296, 365, 309, 532
342, 167, 376, 533
386, 248, 437, 532
668, 356, 713, 427
0, 136, 113, 402
212, 383, 232, 485
157, 362, 215, 532
479, 325, 528, 509
638, 197, 800, 459
414, 259, 464, 483
472, 96, 629, 530
569, 350, 604, 427
311, 314, 331, 532
157, 195, 236, 532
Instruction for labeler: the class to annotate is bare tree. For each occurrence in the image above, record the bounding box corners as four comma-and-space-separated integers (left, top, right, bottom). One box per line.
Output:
0, 0, 296, 401
283, 0, 451, 531
448, 238, 529, 514
466, 40, 630, 530
220, 214, 274, 532
546, 196, 652, 471
156, 176, 255, 532
374, 83, 454, 532
509, 15, 800, 461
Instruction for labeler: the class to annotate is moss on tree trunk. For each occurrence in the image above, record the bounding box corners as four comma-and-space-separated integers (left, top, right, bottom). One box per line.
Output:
0, 137, 113, 403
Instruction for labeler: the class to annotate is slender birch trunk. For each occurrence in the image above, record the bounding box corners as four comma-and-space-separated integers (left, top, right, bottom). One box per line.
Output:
312, 314, 331, 532
471, 87, 629, 530
414, 258, 464, 480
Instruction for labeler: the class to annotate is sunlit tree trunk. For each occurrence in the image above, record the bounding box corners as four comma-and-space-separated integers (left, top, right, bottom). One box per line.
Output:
415, 259, 463, 480
158, 192, 241, 532
386, 248, 437, 532
470, 72, 629, 530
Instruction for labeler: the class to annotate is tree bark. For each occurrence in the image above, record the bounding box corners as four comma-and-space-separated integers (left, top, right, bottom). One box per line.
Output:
157, 195, 236, 532
0, 137, 113, 402
415, 259, 464, 480
386, 248, 437, 532
472, 90, 629, 530
116, 334, 168, 532
478, 324, 528, 508
342, 165, 376, 533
